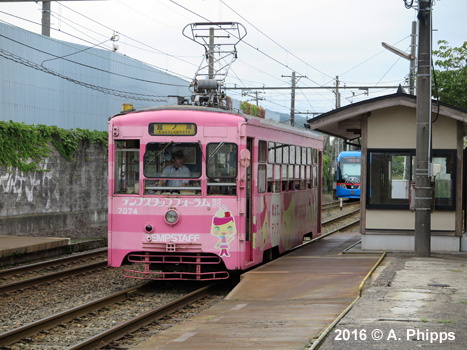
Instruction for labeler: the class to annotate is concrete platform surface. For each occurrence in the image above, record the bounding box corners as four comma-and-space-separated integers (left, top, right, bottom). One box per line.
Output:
319, 253, 467, 350
132, 232, 382, 350
0, 235, 70, 258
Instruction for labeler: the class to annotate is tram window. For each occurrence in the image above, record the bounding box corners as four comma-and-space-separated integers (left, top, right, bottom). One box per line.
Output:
296, 146, 301, 165
259, 140, 267, 163
290, 146, 295, 164
267, 164, 273, 193
306, 166, 312, 189
295, 165, 300, 189
268, 142, 275, 163
115, 140, 140, 195
302, 147, 307, 165
207, 143, 237, 178
283, 145, 289, 164
275, 143, 282, 164
307, 148, 312, 165
258, 164, 267, 193
313, 149, 318, 164
300, 166, 306, 189
207, 143, 237, 196
273, 164, 282, 193
312, 164, 318, 188
282, 165, 288, 191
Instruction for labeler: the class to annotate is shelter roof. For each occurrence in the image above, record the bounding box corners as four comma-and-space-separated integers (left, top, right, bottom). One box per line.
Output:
306, 93, 467, 140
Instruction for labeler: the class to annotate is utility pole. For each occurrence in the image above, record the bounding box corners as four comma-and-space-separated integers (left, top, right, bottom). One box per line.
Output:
281, 72, 306, 126
409, 21, 417, 95
242, 90, 264, 106
414, 0, 432, 257
335, 76, 341, 108
290, 72, 296, 126
4, 1, 98, 37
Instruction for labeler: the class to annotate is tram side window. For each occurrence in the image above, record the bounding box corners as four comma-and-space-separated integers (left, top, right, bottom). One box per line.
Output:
312, 149, 318, 188
207, 142, 237, 195
115, 140, 140, 195
267, 142, 275, 192
282, 145, 290, 191
258, 141, 267, 193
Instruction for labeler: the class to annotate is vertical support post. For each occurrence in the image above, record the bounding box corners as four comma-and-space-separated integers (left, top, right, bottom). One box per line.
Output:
42, 1, 51, 37
335, 76, 341, 109
208, 27, 215, 79
290, 71, 296, 126
414, 0, 432, 257
409, 21, 417, 95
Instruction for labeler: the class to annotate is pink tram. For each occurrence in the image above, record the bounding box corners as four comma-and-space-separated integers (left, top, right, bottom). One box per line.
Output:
108, 105, 323, 280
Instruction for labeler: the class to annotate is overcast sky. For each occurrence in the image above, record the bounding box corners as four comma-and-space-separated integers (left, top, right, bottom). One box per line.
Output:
1, 0, 466, 117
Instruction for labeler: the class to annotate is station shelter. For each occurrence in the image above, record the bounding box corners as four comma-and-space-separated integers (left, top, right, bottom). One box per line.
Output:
307, 92, 467, 252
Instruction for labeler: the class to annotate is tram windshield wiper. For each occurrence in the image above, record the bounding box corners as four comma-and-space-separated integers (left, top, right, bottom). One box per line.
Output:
155, 141, 173, 161
209, 141, 224, 158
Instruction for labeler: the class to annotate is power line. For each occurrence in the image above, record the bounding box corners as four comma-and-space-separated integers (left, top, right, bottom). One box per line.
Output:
219, 0, 333, 80
0, 47, 168, 102
0, 32, 189, 88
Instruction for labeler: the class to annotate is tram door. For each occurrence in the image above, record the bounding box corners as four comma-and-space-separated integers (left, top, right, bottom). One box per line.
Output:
245, 138, 254, 262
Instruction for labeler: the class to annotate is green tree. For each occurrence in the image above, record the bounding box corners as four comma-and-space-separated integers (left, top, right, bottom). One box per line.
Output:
432, 40, 467, 109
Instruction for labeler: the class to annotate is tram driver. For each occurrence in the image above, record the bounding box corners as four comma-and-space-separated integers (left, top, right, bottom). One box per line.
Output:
158, 150, 191, 187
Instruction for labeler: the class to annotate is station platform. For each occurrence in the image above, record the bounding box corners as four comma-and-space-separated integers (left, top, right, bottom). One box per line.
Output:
132, 231, 382, 350
0, 235, 70, 258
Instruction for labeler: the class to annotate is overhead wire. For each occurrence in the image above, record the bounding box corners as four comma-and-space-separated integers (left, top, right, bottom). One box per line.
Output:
0, 32, 188, 88
0, 47, 167, 102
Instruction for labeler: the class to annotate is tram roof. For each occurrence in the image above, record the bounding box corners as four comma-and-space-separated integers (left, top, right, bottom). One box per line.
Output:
306, 92, 467, 140
110, 104, 322, 139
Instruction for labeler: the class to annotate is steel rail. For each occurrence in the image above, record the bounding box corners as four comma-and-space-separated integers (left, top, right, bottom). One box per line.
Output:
322, 208, 360, 226
322, 201, 358, 210
0, 248, 107, 279
0, 261, 107, 293
0, 283, 150, 346
66, 283, 218, 350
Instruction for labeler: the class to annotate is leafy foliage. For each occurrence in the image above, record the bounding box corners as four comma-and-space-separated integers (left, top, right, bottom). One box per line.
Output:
432, 40, 467, 109
0, 121, 108, 173
240, 101, 266, 118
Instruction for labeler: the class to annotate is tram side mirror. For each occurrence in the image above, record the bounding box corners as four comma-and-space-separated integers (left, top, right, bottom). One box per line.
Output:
240, 149, 251, 168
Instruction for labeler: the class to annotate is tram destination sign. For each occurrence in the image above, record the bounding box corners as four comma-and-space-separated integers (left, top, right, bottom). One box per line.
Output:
149, 123, 197, 136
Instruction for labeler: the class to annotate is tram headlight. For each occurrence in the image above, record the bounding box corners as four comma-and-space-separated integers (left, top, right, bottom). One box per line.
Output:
165, 209, 179, 226
339, 184, 347, 189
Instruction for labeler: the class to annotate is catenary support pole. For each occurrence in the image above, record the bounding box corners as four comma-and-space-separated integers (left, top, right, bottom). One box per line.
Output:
414, 0, 432, 257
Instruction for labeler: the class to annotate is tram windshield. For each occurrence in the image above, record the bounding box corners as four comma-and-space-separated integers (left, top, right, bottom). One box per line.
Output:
338, 157, 361, 182
143, 142, 202, 194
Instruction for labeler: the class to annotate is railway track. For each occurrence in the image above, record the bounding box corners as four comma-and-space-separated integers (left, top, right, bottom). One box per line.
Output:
0, 201, 361, 349
322, 201, 360, 233
0, 282, 219, 350
0, 249, 107, 294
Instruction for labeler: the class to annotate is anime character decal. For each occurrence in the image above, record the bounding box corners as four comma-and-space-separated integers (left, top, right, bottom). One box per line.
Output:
211, 206, 237, 257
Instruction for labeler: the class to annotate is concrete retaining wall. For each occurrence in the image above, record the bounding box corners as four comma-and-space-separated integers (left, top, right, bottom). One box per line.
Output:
0, 143, 108, 237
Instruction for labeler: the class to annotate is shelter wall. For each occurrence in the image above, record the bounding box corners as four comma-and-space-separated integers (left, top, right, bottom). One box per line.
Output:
367, 106, 457, 149
366, 210, 455, 231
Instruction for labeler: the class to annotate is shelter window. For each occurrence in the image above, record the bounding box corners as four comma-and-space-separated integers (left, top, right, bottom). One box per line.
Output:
367, 149, 455, 210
